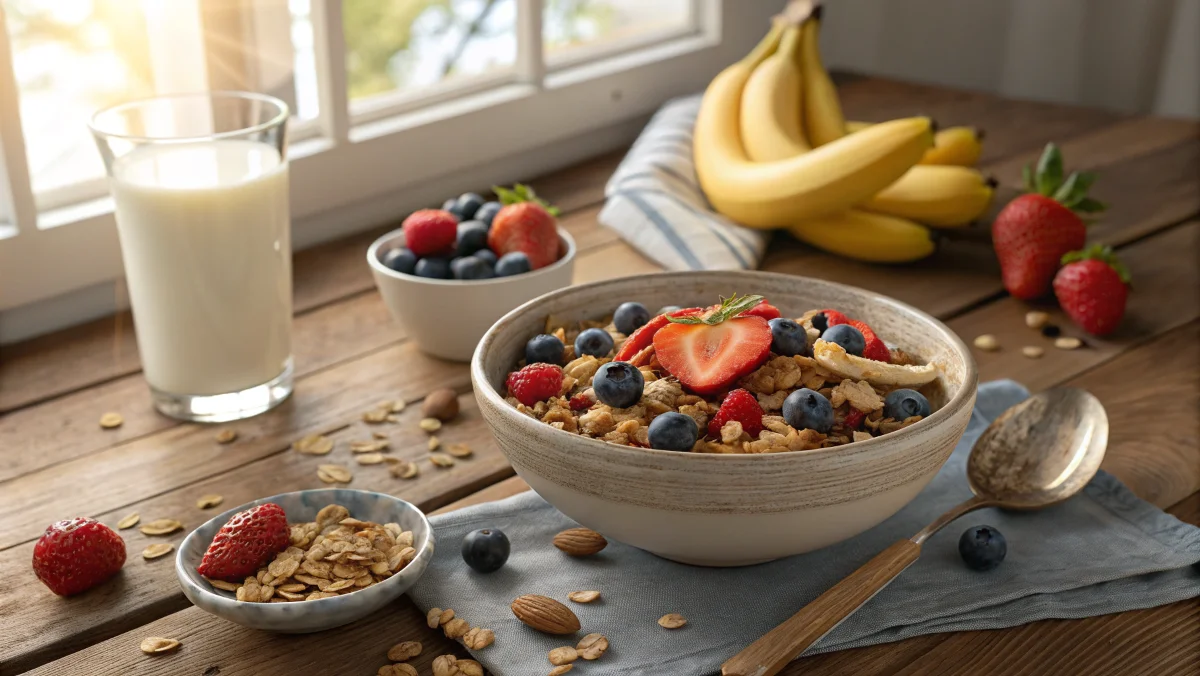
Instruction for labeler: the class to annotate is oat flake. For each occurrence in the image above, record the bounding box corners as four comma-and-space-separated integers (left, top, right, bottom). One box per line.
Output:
418, 417, 442, 432
549, 647, 579, 665
390, 461, 419, 479
139, 637, 180, 655
195, 494, 223, 509
568, 590, 600, 603
447, 443, 473, 458
294, 434, 334, 455
427, 436, 440, 451
142, 543, 174, 560
356, 452, 386, 465
317, 464, 353, 483
576, 633, 608, 660
99, 412, 123, 429
429, 453, 455, 468
116, 513, 140, 530
214, 429, 238, 444
658, 613, 687, 629
139, 519, 183, 536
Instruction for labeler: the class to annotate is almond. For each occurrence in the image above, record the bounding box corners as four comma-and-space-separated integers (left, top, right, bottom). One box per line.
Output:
553, 528, 607, 556
510, 594, 581, 635
422, 388, 460, 421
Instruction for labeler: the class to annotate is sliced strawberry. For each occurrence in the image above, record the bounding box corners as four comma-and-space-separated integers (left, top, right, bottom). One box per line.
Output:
613, 307, 702, 362
740, 301, 781, 320
822, 310, 891, 363
653, 295, 772, 395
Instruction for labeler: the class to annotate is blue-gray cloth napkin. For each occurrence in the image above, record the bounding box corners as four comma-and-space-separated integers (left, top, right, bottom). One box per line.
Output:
408, 381, 1200, 675
598, 95, 772, 270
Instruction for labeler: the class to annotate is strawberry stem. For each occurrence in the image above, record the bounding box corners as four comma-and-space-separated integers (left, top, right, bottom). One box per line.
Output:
1024, 143, 1106, 215
667, 294, 765, 326
1061, 244, 1131, 284
492, 183, 560, 216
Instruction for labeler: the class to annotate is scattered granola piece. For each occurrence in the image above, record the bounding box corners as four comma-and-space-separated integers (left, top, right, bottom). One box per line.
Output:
351, 439, 390, 453
294, 434, 333, 455
99, 412, 123, 429
356, 452, 386, 465
116, 513, 140, 530
372, 431, 390, 440
1022, 346, 1044, 359
387, 641, 422, 661
363, 408, 390, 423
429, 453, 455, 468
658, 613, 687, 629
568, 590, 601, 603
214, 428, 238, 444
419, 417, 443, 432
432, 655, 459, 676
142, 543, 174, 560
549, 647, 579, 665
438, 608, 456, 626
443, 617, 470, 639
391, 399, 408, 413
139, 519, 183, 536
458, 660, 484, 676
463, 627, 495, 650
390, 461, 419, 479
973, 334, 999, 351
549, 665, 574, 675
576, 633, 609, 660
317, 464, 352, 483
1025, 311, 1050, 329
1054, 336, 1083, 350
447, 443, 473, 458
428, 436, 441, 451
427, 607, 444, 629
139, 637, 180, 655
195, 494, 223, 510
379, 665, 418, 676
829, 379, 884, 412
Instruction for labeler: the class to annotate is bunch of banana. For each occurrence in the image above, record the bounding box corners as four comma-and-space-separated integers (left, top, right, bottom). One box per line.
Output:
693, 0, 995, 263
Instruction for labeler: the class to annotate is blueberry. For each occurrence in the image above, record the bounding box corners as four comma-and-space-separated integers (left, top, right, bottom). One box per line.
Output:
613, 302, 651, 335
442, 198, 464, 221
495, 252, 532, 276
474, 249, 498, 267
455, 221, 490, 257
658, 305, 683, 316
769, 318, 808, 357
648, 412, 698, 451
450, 255, 494, 280
575, 328, 614, 358
414, 257, 452, 279
461, 528, 510, 573
783, 388, 834, 433
456, 192, 486, 221
381, 247, 417, 275
592, 362, 645, 408
883, 389, 931, 420
958, 525, 1006, 571
475, 201, 502, 226
525, 334, 565, 365
821, 324, 865, 356
811, 312, 829, 333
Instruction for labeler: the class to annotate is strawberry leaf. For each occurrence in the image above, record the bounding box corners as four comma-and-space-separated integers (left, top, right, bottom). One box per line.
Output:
492, 183, 560, 216
1073, 197, 1106, 214
668, 294, 764, 326
1034, 143, 1064, 196
1061, 244, 1130, 284
1021, 165, 1035, 193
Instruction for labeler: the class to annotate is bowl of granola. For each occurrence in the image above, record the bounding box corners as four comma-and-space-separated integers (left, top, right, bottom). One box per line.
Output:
176, 488, 433, 632
471, 271, 977, 566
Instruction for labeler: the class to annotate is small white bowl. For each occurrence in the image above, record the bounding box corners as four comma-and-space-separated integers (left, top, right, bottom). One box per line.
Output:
176, 488, 434, 633
368, 228, 576, 362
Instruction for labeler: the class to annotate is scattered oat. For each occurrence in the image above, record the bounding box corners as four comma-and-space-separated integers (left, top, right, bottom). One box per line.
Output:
1022, 346, 1044, 359
463, 627, 495, 650
576, 633, 608, 660
390, 399, 408, 413
99, 412, 123, 429
427, 436, 441, 451
317, 464, 353, 483
390, 461, 419, 479
356, 452, 386, 465
386, 415, 402, 423
973, 334, 999, 351
568, 590, 600, 604
363, 408, 391, 424
1025, 311, 1051, 329
294, 434, 334, 455
206, 578, 239, 592
549, 666, 574, 676
438, 608, 455, 626
443, 617, 470, 639
387, 641, 422, 661
429, 453, 455, 468
142, 543, 174, 560
214, 428, 238, 444
140, 519, 183, 536
139, 637, 180, 655
446, 443, 473, 458
379, 665, 418, 676
195, 494, 223, 510
458, 660, 484, 676
1055, 336, 1083, 350
549, 647, 578, 665
658, 613, 687, 629
426, 607, 444, 629
418, 417, 442, 433
432, 655, 459, 676
116, 513, 140, 530
372, 431, 390, 440
351, 439, 389, 453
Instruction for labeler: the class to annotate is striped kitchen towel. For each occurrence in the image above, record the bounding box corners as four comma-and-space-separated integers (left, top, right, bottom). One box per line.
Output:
599, 94, 773, 270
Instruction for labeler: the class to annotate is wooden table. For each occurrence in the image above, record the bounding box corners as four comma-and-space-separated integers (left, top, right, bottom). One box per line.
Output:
1, 76, 1197, 676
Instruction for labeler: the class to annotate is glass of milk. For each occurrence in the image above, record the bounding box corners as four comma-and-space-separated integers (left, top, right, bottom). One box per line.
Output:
89, 92, 293, 422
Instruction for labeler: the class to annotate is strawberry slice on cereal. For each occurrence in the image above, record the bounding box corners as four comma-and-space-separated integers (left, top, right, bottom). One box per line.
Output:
652, 295, 772, 395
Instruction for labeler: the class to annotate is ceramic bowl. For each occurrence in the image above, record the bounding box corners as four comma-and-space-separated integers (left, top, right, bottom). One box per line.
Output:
368, 228, 576, 362
176, 488, 434, 633
472, 270, 977, 566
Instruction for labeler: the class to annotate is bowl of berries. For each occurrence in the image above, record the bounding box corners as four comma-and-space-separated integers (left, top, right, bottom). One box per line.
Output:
471, 271, 977, 566
368, 185, 576, 362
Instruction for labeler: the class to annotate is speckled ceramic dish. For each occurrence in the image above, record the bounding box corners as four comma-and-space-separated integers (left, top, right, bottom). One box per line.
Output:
176, 489, 434, 633
472, 271, 977, 566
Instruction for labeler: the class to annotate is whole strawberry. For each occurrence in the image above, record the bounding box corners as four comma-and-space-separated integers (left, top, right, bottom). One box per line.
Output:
1053, 245, 1130, 336
402, 209, 457, 257
197, 502, 290, 582
707, 388, 764, 439
488, 184, 560, 269
992, 144, 1104, 300
33, 517, 126, 596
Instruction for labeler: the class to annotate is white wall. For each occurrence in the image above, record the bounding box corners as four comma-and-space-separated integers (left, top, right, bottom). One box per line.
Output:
820, 0, 1200, 118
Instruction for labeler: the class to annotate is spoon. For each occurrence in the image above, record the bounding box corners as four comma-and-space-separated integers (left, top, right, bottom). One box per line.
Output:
721, 388, 1109, 676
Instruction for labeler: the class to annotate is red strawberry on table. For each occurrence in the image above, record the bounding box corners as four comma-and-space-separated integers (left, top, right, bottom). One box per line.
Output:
653, 294, 773, 395
488, 184, 561, 269
707, 388, 764, 439
1053, 245, 1130, 336
32, 517, 126, 596
993, 143, 1104, 300
822, 310, 890, 362
402, 209, 458, 256
197, 502, 290, 582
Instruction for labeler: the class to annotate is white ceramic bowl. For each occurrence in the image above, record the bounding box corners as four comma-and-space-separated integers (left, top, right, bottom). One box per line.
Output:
368, 228, 576, 362
176, 488, 434, 633
472, 271, 977, 566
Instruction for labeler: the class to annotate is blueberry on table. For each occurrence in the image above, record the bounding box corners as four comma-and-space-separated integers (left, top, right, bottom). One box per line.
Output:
959, 525, 1006, 571
575, 328, 614, 358
455, 221, 490, 257
495, 252, 532, 276
783, 388, 834, 433
769, 317, 809, 357
883, 389, 931, 420
414, 257, 452, 279
450, 256, 495, 280
381, 247, 417, 275
456, 192, 486, 221
474, 249, 498, 267
525, 334, 565, 365
613, 302, 651, 335
821, 324, 866, 356
475, 201, 502, 226
592, 361, 645, 408
648, 412, 698, 451
461, 528, 510, 573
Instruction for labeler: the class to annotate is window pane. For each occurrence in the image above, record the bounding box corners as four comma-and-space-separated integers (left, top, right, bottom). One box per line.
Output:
340, 0, 516, 103
544, 0, 693, 59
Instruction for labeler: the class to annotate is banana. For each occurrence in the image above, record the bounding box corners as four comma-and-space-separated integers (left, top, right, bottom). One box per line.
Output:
799, 12, 845, 147
693, 23, 933, 229
861, 165, 995, 228
813, 340, 939, 387
740, 24, 809, 161
919, 126, 983, 166
785, 210, 936, 263
844, 120, 872, 133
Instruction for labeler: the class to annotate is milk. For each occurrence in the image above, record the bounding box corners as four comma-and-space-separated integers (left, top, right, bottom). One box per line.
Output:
109, 140, 292, 396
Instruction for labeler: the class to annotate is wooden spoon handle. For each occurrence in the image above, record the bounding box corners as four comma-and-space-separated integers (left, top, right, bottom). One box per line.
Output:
721, 539, 921, 676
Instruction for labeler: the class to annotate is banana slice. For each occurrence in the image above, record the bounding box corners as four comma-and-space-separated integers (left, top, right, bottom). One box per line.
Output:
813, 340, 939, 388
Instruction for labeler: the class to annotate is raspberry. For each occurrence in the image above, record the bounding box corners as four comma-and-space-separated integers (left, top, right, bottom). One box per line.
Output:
823, 310, 891, 363
842, 408, 865, 430
707, 388, 764, 439
506, 363, 564, 406
569, 391, 595, 411
402, 209, 457, 256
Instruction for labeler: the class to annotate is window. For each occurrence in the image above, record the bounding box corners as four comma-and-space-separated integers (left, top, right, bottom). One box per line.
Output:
0, 0, 775, 342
